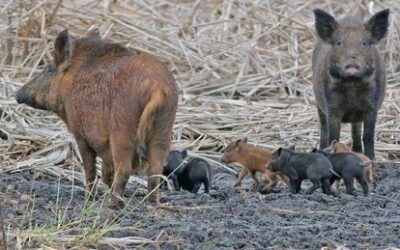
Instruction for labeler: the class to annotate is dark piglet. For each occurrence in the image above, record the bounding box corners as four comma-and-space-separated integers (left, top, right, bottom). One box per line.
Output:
179, 158, 212, 194
312, 9, 389, 159
163, 150, 187, 190
312, 148, 369, 196
163, 151, 212, 194
15, 30, 178, 208
267, 147, 333, 195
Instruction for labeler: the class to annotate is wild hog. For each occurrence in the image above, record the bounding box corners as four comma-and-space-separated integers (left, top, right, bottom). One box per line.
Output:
312, 148, 369, 196
330, 140, 374, 185
267, 147, 333, 195
15, 30, 178, 208
163, 150, 187, 190
312, 9, 390, 159
221, 138, 289, 192
179, 158, 212, 194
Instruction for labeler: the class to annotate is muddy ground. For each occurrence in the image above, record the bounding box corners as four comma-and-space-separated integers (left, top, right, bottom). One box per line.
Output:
1, 161, 400, 249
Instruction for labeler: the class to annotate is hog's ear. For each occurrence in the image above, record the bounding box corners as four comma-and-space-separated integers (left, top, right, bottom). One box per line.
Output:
365, 9, 389, 43
181, 150, 188, 159
275, 147, 282, 156
313, 9, 338, 43
54, 29, 70, 67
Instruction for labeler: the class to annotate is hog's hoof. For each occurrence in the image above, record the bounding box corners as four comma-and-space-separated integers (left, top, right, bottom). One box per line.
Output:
108, 193, 125, 210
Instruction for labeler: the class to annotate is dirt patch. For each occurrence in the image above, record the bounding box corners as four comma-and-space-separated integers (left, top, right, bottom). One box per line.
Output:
1, 161, 399, 249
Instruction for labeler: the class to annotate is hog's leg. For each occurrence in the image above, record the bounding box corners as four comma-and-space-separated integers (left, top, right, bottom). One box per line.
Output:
351, 122, 362, 153
234, 168, 248, 187
100, 148, 114, 188
147, 145, 169, 204
110, 137, 134, 209
305, 179, 321, 194
289, 179, 299, 194
327, 111, 341, 147
191, 182, 201, 194
295, 180, 302, 193
343, 177, 356, 195
171, 175, 180, 191
363, 112, 377, 159
203, 179, 210, 194
356, 175, 369, 196
317, 107, 328, 149
321, 178, 332, 195
76, 139, 97, 197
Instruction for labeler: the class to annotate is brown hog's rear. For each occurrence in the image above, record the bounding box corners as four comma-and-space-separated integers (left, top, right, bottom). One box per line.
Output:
15, 30, 179, 208
221, 138, 289, 191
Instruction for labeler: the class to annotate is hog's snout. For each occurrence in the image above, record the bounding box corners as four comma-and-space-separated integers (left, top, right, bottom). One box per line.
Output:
344, 63, 361, 77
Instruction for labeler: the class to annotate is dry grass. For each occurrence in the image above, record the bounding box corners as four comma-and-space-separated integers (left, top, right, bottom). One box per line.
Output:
0, 0, 400, 248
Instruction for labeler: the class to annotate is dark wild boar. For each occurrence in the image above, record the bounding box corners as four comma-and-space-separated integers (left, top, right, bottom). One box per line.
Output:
163, 150, 187, 191
179, 158, 212, 194
312, 9, 389, 159
312, 148, 369, 196
15, 30, 178, 208
221, 138, 289, 191
267, 147, 333, 195
330, 140, 373, 185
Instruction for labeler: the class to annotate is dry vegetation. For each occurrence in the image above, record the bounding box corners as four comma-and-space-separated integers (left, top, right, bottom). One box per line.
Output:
0, 0, 399, 248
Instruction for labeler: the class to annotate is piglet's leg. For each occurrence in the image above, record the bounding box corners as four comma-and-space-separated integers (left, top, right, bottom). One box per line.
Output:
249, 170, 259, 192
234, 168, 248, 187
76, 139, 97, 197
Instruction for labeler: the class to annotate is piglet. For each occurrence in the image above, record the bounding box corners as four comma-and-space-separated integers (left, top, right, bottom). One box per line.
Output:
267, 147, 333, 195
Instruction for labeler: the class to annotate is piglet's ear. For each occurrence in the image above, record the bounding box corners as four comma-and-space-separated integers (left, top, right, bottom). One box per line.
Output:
276, 147, 282, 156
54, 29, 70, 67
365, 9, 389, 43
181, 150, 188, 159
313, 9, 339, 43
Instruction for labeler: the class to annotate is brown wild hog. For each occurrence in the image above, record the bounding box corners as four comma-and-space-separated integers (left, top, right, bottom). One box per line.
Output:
221, 138, 289, 191
312, 9, 389, 159
15, 30, 178, 208
330, 140, 374, 185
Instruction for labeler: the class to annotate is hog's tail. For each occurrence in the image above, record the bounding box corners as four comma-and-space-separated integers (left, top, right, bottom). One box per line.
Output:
136, 88, 165, 160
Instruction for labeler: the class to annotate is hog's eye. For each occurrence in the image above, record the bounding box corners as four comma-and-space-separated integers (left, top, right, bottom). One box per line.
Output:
361, 40, 370, 47
335, 41, 343, 48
